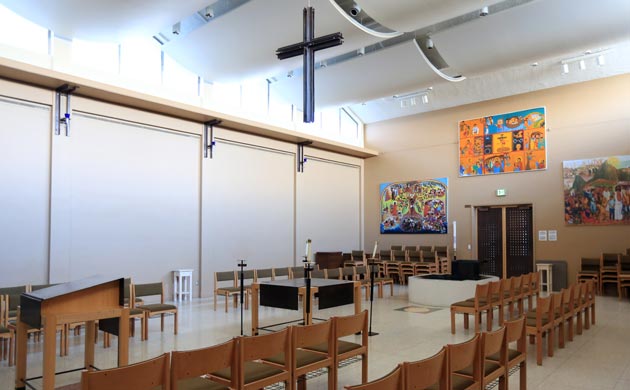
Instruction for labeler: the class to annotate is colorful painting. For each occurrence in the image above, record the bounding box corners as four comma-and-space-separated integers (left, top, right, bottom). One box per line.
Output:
380, 178, 448, 234
459, 107, 546, 177
563, 155, 630, 226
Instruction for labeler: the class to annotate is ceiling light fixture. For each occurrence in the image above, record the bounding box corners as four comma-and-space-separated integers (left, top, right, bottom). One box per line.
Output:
357, 47, 365, 56
560, 48, 610, 74
172, 22, 181, 35
480, 6, 489, 16
393, 87, 433, 108
426, 37, 434, 50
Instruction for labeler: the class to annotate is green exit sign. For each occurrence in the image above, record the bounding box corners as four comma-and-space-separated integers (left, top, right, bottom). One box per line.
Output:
496, 188, 507, 197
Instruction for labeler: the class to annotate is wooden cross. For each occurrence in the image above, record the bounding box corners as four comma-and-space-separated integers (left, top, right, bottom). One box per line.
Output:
276, 7, 343, 123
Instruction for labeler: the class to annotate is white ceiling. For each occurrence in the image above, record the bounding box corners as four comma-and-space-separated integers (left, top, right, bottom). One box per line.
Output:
3, 0, 630, 124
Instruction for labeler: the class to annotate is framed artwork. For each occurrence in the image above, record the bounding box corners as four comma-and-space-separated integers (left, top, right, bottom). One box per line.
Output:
563, 155, 630, 226
459, 107, 546, 177
380, 178, 448, 234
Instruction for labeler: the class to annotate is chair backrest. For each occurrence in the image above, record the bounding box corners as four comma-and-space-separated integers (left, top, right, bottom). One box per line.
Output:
504, 316, 526, 353
311, 269, 326, 279
560, 288, 572, 315
335, 310, 368, 339
404, 347, 447, 390
392, 250, 406, 261
601, 252, 620, 268
419, 245, 433, 253
342, 266, 356, 279
571, 283, 583, 307
489, 279, 503, 304
379, 250, 392, 261
580, 258, 600, 272
239, 327, 291, 384
521, 273, 531, 293
482, 326, 506, 361
534, 294, 553, 328
434, 246, 448, 257
273, 267, 290, 279
0, 285, 27, 312
326, 267, 342, 280
407, 250, 421, 262
502, 277, 513, 298
171, 339, 236, 390
346, 364, 403, 390
420, 250, 436, 262
0, 295, 8, 327
134, 283, 164, 303
293, 319, 333, 350
619, 255, 630, 273
351, 250, 365, 261
81, 353, 170, 390
239, 270, 256, 286
473, 283, 491, 308
255, 268, 273, 281
289, 266, 304, 279
530, 271, 540, 294
355, 266, 368, 279
403, 245, 417, 252
447, 333, 481, 380
215, 271, 237, 287
390, 245, 403, 251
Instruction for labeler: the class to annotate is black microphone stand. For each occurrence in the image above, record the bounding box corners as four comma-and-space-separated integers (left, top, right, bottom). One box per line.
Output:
238, 259, 247, 336
368, 258, 379, 336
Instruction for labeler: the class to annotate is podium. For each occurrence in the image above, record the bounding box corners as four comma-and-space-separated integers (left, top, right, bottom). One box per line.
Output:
15, 276, 129, 390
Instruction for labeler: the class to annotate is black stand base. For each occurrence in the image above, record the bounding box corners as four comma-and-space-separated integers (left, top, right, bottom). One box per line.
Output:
368, 331, 379, 336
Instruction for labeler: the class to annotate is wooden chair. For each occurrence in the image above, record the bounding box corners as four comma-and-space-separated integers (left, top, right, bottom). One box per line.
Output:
403, 245, 417, 252
600, 252, 620, 295
134, 282, 178, 340
346, 364, 403, 390
511, 275, 525, 316
351, 250, 366, 264
341, 266, 356, 281
273, 267, 290, 280
0, 285, 27, 321
305, 310, 369, 389
403, 347, 447, 390
0, 295, 15, 366
214, 271, 239, 312
549, 291, 566, 349
264, 320, 334, 390
213, 328, 291, 390
586, 279, 597, 327
447, 333, 482, 390
81, 353, 171, 390
239, 269, 256, 308
530, 271, 541, 303
434, 246, 450, 274
487, 316, 527, 390
171, 338, 237, 390
451, 283, 492, 334
379, 249, 392, 262
255, 268, 274, 283
465, 326, 506, 390
616, 254, 630, 299
355, 266, 372, 300
468, 279, 503, 327
577, 257, 600, 294
385, 260, 402, 285
520, 273, 532, 311
525, 294, 554, 365
501, 277, 515, 321
570, 282, 585, 336
123, 278, 146, 340
390, 245, 403, 251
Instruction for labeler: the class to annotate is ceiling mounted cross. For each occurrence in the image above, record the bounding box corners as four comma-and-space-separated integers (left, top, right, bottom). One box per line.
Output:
276, 7, 343, 123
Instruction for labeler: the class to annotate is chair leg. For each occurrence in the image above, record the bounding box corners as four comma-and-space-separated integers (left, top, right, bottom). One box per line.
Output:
474, 312, 480, 333
536, 333, 543, 365
547, 328, 554, 357
451, 311, 456, 334
498, 305, 504, 326
174, 311, 178, 335
519, 361, 527, 390
161, 313, 165, 332
464, 313, 470, 330
214, 293, 217, 311
487, 308, 493, 331
361, 352, 368, 384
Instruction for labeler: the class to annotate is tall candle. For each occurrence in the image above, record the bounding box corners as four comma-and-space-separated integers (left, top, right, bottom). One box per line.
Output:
453, 221, 457, 251
305, 239, 313, 261
371, 241, 378, 259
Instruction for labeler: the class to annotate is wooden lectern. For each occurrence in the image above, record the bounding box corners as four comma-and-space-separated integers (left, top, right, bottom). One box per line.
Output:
15, 276, 129, 390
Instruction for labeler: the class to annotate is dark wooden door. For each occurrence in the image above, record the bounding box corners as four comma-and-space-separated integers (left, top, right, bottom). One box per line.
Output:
505, 206, 534, 277
477, 207, 503, 278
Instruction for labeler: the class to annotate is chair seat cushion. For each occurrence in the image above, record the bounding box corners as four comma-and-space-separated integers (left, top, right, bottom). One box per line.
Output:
452, 300, 475, 307
488, 348, 522, 362
176, 376, 229, 390
0, 325, 11, 334
130, 308, 145, 316
217, 287, 241, 293
212, 361, 284, 384
304, 340, 361, 355
526, 316, 551, 326
450, 374, 477, 390
264, 349, 328, 368
457, 360, 501, 377
137, 303, 177, 312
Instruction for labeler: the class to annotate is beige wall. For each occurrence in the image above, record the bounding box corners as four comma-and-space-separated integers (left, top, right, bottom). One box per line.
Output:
364, 74, 630, 282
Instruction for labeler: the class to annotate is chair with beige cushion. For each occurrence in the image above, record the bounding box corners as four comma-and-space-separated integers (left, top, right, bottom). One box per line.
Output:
616, 254, 630, 299
451, 282, 492, 334
487, 316, 527, 390
403, 347, 447, 390
525, 294, 554, 365
458, 326, 506, 390
134, 282, 178, 340
447, 333, 482, 390
600, 252, 620, 295
577, 258, 600, 294
214, 271, 239, 312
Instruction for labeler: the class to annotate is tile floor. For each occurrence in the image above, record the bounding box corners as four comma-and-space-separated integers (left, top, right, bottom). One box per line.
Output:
2, 285, 630, 389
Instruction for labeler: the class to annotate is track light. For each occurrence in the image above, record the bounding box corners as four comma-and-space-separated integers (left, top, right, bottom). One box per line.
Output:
562, 63, 569, 74
426, 37, 434, 50
422, 94, 429, 104
579, 59, 586, 70
172, 22, 181, 35
393, 87, 432, 108
357, 47, 365, 56
597, 54, 606, 66
204, 7, 215, 19
480, 6, 489, 16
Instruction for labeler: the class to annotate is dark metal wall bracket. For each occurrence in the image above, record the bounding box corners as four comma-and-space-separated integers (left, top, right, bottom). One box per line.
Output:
203, 119, 222, 158
297, 141, 312, 172
54, 84, 77, 136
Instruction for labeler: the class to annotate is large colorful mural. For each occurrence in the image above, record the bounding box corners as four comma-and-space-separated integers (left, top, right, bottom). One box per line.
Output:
563, 155, 630, 226
380, 178, 448, 234
459, 107, 546, 177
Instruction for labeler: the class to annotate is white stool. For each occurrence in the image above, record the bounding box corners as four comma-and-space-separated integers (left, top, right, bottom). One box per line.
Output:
173, 269, 193, 302
536, 263, 553, 293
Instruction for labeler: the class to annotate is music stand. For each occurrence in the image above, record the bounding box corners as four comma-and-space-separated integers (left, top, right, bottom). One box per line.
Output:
237, 259, 247, 335
367, 258, 379, 336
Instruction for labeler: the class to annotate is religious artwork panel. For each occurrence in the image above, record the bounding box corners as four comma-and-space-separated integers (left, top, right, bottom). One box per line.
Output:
459, 107, 546, 177
563, 155, 630, 226
380, 178, 448, 234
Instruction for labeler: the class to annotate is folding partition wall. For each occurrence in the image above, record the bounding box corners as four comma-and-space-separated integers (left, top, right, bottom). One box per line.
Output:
0, 79, 364, 297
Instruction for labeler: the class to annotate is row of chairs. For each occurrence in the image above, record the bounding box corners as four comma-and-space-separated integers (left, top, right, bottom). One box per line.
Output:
451, 272, 541, 334
577, 251, 630, 296
82, 310, 369, 390
214, 265, 395, 313
346, 316, 527, 390
525, 279, 596, 365
351, 245, 451, 274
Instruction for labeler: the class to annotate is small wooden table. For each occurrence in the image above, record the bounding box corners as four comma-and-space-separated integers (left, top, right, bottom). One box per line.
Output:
15, 276, 129, 390
251, 278, 361, 335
